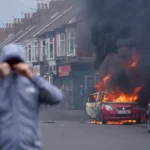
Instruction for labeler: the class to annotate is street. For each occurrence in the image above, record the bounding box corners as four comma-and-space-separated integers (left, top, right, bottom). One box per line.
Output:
40, 108, 149, 150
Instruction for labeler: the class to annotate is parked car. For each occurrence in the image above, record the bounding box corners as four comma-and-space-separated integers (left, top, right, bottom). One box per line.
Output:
85, 92, 141, 124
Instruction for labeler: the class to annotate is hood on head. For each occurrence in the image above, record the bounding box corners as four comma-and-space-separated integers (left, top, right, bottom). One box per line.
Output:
1, 44, 26, 62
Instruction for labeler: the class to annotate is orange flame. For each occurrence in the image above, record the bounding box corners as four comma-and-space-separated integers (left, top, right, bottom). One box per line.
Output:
102, 86, 142, 103
129, 55, 139, 68
103, 75, 110, 84
88, 120, 136, 125
130, 61, 137, 68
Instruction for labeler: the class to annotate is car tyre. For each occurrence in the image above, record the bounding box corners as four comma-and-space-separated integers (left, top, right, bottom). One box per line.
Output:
100, 112, 107, 124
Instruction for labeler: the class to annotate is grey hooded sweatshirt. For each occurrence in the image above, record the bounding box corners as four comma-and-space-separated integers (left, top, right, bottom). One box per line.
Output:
0, 44, 64, 150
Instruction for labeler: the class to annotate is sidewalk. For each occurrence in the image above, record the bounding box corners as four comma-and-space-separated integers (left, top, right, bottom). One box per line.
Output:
133, 123, 147, 128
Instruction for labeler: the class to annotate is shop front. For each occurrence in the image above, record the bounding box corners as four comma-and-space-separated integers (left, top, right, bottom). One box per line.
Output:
54, 62, 94, 110
54, 64, 73, 109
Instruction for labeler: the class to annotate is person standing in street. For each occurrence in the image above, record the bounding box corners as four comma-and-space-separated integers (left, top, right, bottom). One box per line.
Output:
79, 85, 85, 109
0, 44, 64, 150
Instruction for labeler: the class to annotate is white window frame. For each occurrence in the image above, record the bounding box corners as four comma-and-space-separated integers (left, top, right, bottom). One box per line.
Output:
27, 45, 32, 62
40, 40, 46, 60
32, 42, 38, 61
56, 34, 65, 57
25, 45, 28, 61
67, 29, 76, 56
49, 37, 54, 59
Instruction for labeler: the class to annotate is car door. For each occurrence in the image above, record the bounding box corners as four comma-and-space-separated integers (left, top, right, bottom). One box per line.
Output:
95, 93, 104, 119
85, 94, 97, 119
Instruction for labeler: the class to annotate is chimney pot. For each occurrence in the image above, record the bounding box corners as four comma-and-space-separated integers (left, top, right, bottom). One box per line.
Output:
14, 18, 17, 23
28, 13, 30, 18
24, 13, 26, 18
6, 23, 8, 28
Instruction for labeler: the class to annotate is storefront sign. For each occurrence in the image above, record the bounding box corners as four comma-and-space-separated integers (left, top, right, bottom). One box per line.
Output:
33, 65, 40, 76
59, 65, 71, 76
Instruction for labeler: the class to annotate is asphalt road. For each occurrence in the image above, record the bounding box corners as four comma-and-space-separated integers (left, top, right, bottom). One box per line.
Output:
40, 108, 149, 150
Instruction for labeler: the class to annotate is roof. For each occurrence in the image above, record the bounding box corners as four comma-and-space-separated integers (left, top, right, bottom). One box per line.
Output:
0, 5, 78, 48
38, 6, 79, 35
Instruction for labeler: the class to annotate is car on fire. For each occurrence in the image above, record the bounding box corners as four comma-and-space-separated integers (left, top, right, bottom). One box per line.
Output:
85, 92, 142, 124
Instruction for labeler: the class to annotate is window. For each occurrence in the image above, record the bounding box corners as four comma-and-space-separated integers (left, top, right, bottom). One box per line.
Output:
40, 40, 47, 60
56, 34, 65, 57
35, 42, 38, 59
67, 29, 75, 56
49, 38, 54, 59
28, 45, 31, 61
25, 46, 27, 61
32, 42, 38, 61
42, 41, 46, 59
53, 65, 56, 71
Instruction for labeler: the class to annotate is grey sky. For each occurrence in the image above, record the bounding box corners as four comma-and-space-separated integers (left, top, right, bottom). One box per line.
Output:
0, 0, 37, 27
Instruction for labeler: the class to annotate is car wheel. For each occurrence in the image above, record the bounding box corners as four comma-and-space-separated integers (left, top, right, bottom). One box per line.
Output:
136, 119, 141, 124
100, 112, 107, 124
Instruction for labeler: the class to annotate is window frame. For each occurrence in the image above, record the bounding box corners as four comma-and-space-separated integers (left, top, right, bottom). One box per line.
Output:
67, 29, 76, 56
32, 42, 38, 61
28, 45, 32, 62
49, 37, 55, 59
56, 34, 65, 57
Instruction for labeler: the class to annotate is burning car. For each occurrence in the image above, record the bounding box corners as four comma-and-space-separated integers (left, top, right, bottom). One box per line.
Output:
85, 92, 141, 124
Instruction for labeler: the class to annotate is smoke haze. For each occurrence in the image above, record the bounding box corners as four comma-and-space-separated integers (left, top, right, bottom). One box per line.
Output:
83, 0, 150, 107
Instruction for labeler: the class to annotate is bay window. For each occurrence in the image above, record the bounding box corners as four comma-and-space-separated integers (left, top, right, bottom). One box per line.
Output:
67, 29, 75, 56
49, 38, 54, 59
42, 41, 47, 59
56, 34, 65, 57
32, 42, 38, 61
28, 45, 31, 61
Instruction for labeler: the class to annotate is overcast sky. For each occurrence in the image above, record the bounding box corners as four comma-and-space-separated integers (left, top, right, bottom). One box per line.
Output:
0, 0, 37, 27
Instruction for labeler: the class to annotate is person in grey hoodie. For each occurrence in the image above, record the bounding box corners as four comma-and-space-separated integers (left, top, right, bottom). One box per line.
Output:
0, 44, 64, 150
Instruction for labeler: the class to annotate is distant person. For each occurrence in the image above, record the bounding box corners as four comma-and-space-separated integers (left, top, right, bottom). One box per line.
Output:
0, 44, 64, 150
79, 85, 85, 109
147, 103, 150, 133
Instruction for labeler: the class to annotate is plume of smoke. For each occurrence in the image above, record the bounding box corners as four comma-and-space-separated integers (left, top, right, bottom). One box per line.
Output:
84, 0, 150, 107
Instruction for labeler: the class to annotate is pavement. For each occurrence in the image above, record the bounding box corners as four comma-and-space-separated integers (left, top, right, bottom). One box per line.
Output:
40, 108, 149, 150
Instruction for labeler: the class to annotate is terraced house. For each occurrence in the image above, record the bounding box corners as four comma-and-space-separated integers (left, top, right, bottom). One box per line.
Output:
0, 0, 95, 109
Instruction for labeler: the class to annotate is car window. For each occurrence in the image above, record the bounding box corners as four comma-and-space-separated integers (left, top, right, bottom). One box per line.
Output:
88, 95, 97, 103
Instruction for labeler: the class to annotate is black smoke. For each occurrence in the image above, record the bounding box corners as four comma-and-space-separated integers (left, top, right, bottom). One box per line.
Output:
83, 0, 150, 107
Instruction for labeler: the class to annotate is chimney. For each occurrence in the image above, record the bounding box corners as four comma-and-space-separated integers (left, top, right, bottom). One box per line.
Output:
49, 0, 74, 14
31, 12, 38, 25
23, 12, 33, 28
14, 18, 17, 24
13, 18, 24, 34
4, 23, 14, 38
0, 28, 5, 42
6, 23, 9, 28
28, 13, 30, 18
24, 13, 27, 18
